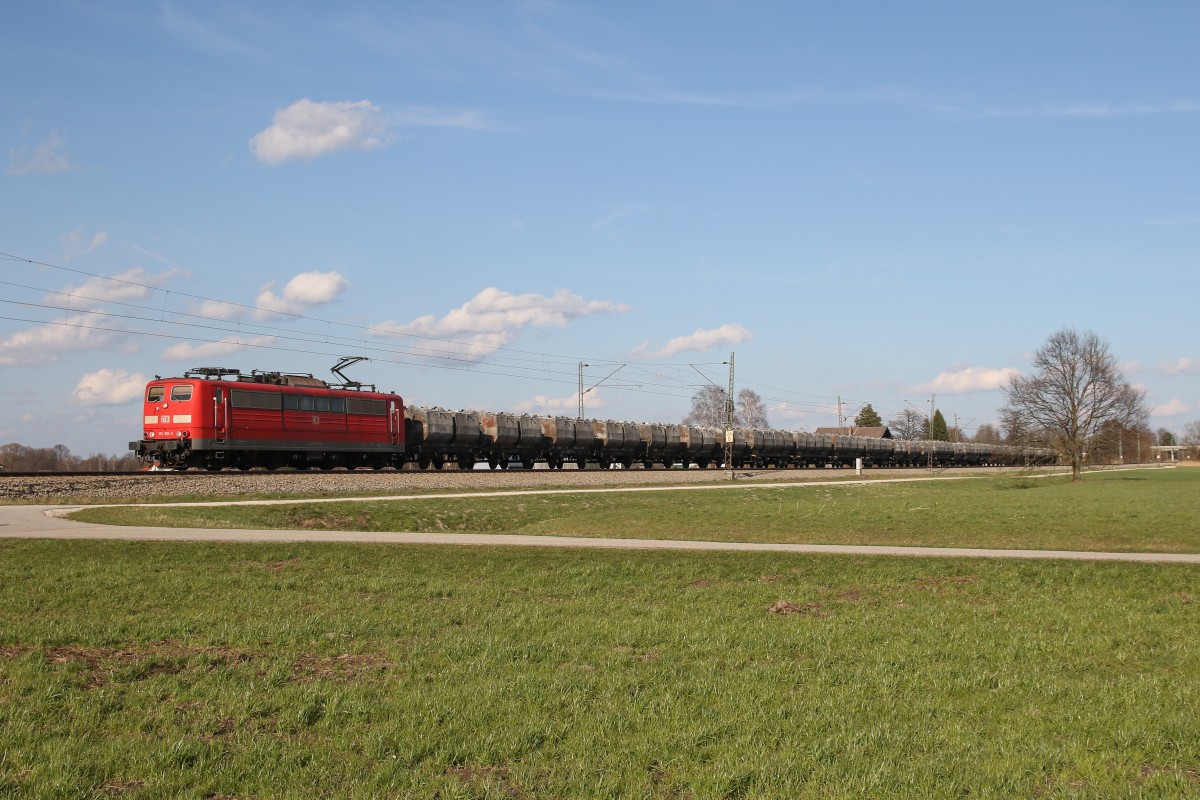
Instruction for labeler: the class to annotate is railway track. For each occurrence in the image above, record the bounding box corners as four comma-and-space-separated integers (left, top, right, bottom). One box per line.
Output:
0, 464, 1059, 504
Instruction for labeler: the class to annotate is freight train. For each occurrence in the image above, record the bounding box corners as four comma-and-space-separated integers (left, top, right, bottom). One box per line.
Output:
129, 367, 1056, 471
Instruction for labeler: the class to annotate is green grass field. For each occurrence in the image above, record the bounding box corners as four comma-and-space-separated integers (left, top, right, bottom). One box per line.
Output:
1, 540, 1198, 798
72, 468, 1200, 553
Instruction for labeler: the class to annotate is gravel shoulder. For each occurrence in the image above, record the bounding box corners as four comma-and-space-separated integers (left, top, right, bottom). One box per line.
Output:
0, 465, 1061, 503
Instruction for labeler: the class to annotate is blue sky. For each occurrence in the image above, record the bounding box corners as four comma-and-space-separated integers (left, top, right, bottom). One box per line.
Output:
2, 1, 1198, 455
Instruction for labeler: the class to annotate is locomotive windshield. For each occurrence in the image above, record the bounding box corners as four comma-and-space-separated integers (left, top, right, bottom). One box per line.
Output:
147, 386, 164, 402
170, 385, 193, 401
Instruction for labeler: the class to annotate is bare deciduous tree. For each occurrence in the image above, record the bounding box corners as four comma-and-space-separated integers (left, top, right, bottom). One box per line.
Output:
1183, 421, 1200, 448
737, 388, 769, 429
683, 386, 769, 429
1182, 421, 1200, 460
683, 386, 729, 429
1001, 328, 1147, 481
973, 423, 1003, 445
887, 408, 926, 440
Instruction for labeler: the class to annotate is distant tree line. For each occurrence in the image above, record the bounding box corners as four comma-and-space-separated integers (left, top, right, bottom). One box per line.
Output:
0, 443, 141, 472
682, 327, 1192, 478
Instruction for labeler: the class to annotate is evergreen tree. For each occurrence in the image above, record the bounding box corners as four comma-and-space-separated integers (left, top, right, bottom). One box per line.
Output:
854, 403, 882, 428
929, 409, 950, 441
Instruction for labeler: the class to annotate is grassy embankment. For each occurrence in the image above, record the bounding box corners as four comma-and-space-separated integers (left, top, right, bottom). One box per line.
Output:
1, 539, 1198, 798
72, 468, 1200, 553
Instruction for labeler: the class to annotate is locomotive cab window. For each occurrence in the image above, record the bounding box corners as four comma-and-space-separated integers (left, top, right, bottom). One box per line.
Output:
147, 386, 164, 402
299, 395, 315, 411
315, 397, 331, 413
346, 398, 386, 416
170, 385, 193, 402
330, 397, 345, 413
283, 395, 299, 410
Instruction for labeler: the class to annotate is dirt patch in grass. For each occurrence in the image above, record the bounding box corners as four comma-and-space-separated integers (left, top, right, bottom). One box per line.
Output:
235, 557, 302, 572
445, 765, 530, 799
1, 641, 253, 688
767, 599, 829, 617
290, 652, 392, 683
1135, 763, 1200, 785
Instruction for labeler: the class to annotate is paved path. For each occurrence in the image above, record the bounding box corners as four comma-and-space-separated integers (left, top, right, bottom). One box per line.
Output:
2, 496, 1197, 564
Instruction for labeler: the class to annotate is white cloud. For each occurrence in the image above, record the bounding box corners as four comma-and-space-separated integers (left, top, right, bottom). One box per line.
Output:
906, 366, 1019, 395
631, 323, 751, 360
61, 229, 109, 262
7, 130, 80, 176
513, 390, 606, 415
250, 99, 390, 164
50, 266, 188, 309
254, 271, 348, 319
1158, 357, 1197, 376
72, 369, 146, 405
0, 314, 126, 366
371, 287, 632, 360
767, 401, 834, 427
1152, 398, 1191, 417
196, 299, 246, 320
163, 335, 277, 362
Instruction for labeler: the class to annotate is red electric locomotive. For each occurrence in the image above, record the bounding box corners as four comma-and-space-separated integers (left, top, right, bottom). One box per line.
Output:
129, 367, 405, 470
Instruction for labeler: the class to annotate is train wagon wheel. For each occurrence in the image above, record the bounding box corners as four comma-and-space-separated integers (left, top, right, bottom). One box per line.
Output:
457, 453, 474, 470
520, 456, 534, 470
417, 454, 431, 470
499, 458, 509, 470
575, 455, 587, 470
432, 455, 445, 470
598, 455, 611, 470
621, 456, 634, 469
488, 454, 500, 470
642, 459, 653, 470
696, 457, 710, 469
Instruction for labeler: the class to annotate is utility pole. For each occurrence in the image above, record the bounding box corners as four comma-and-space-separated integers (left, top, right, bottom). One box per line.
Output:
578, 362, 626, 421
928, 393, 935, 469
578, 362, 588, 420
837, 395, 844, 432
725, 352, 735, 479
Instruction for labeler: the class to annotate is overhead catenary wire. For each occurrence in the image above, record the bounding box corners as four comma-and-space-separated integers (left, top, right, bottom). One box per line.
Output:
1, 248, 959, 424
